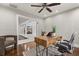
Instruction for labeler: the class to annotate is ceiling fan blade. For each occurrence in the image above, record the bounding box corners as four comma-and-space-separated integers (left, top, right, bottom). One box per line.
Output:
46, 7, 52, 12
48, 3, 61, 6
31, 5, 42, 7
38, 7, 44, 13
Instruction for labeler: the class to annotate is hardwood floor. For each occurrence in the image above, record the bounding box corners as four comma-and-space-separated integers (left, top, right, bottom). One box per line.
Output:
6, 42, 36, 56
5, 41, 79, 56
6, 48, 17, 56
73, 48, 79, 56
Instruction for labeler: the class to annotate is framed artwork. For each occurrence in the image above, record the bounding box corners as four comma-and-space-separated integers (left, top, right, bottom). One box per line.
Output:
27, 26, 32, 34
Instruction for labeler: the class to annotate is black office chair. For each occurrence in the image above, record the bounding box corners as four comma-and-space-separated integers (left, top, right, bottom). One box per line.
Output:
55, 33, 75, 55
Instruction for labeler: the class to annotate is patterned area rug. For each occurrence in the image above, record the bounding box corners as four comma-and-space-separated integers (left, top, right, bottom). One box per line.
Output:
22, 45, 62, 56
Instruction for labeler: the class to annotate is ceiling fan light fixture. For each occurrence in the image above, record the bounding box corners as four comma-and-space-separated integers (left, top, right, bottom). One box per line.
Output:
31, 3, 61, 13
56, 10, 58, 13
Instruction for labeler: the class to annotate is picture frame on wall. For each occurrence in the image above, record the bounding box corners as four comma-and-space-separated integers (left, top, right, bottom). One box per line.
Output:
27, 26, 32, 34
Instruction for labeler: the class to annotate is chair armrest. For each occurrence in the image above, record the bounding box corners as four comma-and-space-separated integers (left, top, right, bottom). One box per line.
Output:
63, 40, 69, 42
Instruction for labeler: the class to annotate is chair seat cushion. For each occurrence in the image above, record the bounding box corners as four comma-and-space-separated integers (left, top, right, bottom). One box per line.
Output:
5, 40, 16, 46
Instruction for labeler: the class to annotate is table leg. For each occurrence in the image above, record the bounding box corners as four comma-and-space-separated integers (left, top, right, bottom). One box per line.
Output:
46, 47, 48, 56
36, 43, 38, 56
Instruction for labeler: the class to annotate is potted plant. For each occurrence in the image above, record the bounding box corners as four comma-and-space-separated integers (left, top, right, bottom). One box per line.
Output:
52, 26, 56, 36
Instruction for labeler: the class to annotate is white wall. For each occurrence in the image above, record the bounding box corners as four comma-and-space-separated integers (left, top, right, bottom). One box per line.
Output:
0, 6, 17, 35
45, 8, 79, 47
36, 18, 45, 36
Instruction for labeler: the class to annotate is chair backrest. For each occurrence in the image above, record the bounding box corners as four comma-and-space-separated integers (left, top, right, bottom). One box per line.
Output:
3, 35, 17, 42
47, 32, 53, 37
0, 37, 5, 56
69, 33, 75, 44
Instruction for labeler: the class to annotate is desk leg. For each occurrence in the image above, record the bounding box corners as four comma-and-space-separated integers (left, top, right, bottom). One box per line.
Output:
46, 48, 48, 56
36, 44, 38, 56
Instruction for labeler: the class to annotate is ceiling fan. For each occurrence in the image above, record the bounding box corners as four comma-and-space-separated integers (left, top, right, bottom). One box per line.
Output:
31, 3, 61, 13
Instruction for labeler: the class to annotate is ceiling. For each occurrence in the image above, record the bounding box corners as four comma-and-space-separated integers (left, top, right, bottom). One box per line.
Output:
0, 3, 79, 18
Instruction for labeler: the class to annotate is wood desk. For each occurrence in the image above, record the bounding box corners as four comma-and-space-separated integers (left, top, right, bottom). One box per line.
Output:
35, 36, 62, 56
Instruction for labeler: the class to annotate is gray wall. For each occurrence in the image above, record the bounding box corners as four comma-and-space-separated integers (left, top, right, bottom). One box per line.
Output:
45, 8, 79, 47
0, 6, 44, 36
0, 6, 17, 35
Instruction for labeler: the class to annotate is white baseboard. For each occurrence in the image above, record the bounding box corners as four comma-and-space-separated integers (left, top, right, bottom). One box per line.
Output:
73, 44, 79, 48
